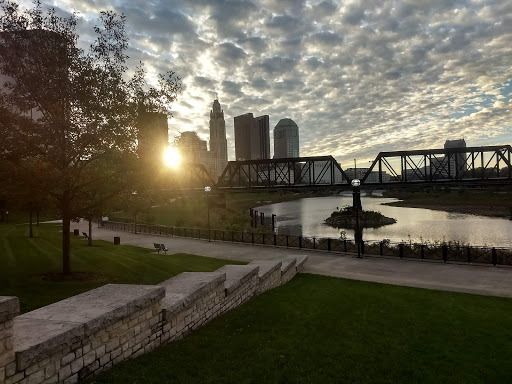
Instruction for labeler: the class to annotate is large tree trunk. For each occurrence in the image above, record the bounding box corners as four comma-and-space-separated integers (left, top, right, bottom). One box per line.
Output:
29, 203, 33, 238
62, 207, 71, 275
88, 218, 92, 246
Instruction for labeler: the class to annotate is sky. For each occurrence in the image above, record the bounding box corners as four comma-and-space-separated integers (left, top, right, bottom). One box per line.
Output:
17, 0, 512, 166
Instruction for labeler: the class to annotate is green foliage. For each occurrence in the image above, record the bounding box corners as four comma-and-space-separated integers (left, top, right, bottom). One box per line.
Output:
325, 206, 397, 228
89, 274, 512, 384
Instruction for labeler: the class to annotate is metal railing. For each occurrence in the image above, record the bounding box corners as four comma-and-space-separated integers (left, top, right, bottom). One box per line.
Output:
99, 220, 512, 267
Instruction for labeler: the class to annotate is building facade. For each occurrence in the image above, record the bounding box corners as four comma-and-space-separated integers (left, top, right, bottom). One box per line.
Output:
209, 99, 228, 176
274, 118, 299, 158
137, 111, 169, 165
345, 168, 390, 183
444, 139, 467, 178
399, 139, 468, 180
234, 113, 270, 160
177, 98, 228, 180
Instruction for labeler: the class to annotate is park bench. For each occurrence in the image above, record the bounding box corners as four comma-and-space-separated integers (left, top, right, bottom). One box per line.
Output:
154, 243, 169, 254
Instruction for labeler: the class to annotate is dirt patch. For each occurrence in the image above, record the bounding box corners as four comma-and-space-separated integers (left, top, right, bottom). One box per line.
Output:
41, 272, 109, 282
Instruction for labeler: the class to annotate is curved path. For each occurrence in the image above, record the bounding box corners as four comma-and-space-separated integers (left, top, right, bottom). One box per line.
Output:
75, 221, 512, 299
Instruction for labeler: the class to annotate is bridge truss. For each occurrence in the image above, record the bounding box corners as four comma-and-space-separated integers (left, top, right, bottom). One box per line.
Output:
173, 145, 512, 191
166, 163, 217, 189
362, 145, 512, 186
216, 156, 351, 189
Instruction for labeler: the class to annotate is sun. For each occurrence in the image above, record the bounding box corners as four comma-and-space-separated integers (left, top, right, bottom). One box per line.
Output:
163, 146, 182, 169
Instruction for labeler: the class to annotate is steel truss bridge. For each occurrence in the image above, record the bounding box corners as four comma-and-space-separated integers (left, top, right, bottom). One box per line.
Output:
179, 145, 512, 191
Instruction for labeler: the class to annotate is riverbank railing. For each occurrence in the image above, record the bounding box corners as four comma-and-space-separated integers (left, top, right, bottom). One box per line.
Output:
99, 221, 512, 267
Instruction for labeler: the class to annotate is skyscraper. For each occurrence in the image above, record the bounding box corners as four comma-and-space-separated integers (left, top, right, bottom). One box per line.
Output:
234, 113, 253, 161
254, 115, 270, 160
177, 98, 228, 180
209, 98, 228, 175
274, 118, 299, 158
234, 113, 270, 160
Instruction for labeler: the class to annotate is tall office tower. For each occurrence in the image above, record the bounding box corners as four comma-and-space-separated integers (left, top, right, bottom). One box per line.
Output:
234, 113, 270, 160
234, 113, 254, 161
274, 118, 299, 158
137, 111, 169, 164
209, 98, 228, 176
253, 115, 270, 160
444, 139, 467, 178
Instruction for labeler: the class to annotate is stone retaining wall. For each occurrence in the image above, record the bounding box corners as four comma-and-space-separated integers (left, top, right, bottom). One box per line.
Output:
0, 256, 307, 384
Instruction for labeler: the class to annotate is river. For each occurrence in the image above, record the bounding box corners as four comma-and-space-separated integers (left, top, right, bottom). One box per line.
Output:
255, 195, 512, 247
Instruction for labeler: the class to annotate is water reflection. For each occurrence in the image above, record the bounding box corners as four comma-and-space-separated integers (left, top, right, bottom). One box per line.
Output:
255, 196, 512, 247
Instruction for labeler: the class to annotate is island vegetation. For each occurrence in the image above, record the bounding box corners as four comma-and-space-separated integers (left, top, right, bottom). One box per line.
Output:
325, 206, 397, 229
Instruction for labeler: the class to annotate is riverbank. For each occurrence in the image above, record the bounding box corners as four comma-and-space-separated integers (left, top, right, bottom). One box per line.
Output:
384, 201, 512, 218
111, 191, 330, 232
383, 190, 512, 219
229, 190, 330, 211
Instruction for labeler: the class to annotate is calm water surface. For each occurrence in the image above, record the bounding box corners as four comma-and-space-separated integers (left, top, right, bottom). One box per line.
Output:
255, 196, 512, 247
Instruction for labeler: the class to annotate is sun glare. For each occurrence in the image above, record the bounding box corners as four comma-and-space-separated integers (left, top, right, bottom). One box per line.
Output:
163, 146, 182, 169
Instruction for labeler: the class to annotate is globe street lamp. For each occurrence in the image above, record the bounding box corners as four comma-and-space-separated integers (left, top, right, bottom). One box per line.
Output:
204, 186, 211, 242
351, 179, 362, 258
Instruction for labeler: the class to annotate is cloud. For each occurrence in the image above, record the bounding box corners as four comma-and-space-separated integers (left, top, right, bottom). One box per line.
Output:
13, 0, 512, 163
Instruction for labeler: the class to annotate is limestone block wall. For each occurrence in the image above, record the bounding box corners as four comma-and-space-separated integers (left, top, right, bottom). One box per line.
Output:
159, 272, 227, 344
216, 265, 260, 314
7, 285, 164, 384
1, 256, 307, 384
249, 260, 282, 294
0, 297, 19, 384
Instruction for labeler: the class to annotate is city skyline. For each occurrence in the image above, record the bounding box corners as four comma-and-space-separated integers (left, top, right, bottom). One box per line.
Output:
16, 0, 512, 166
177, 98, 228, 179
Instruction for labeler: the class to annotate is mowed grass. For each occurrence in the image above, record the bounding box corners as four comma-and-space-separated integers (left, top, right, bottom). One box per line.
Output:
88, 274, 512, 384
0, 224, 242, 313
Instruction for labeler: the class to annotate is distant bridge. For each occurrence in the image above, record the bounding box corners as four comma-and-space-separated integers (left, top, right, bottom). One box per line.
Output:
177, 145, 512, 191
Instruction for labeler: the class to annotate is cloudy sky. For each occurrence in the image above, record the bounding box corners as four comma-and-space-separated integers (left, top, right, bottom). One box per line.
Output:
18, 0, 512, 166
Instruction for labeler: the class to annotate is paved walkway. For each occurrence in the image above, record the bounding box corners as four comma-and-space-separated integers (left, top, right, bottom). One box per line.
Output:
75, 221, 512, 298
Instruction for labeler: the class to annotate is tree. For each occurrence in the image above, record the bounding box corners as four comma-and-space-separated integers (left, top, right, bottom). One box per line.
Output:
2, 158, 56, 236
0, 1, 181, 273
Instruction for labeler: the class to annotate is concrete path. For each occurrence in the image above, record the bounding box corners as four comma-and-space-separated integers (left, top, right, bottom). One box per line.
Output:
75, 221, 512, 299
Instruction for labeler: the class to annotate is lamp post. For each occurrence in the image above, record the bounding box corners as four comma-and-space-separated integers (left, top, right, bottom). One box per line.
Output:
351, 179, 362, 258
204, 186, 211, 242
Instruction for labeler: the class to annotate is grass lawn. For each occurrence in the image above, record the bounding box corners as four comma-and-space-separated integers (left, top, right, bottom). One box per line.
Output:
0, 223, 242, 313
88, 274, 512, 384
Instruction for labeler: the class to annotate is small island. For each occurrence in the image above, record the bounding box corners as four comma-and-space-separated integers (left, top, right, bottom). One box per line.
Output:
325, 206, 397, 229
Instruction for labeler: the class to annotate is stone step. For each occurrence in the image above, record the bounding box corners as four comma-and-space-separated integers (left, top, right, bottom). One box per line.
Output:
280, 258, 297, 275
214, 265, 259, 295
248, 260, 282, 280
159, 272, 226, 318
290, 255, 308, 271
